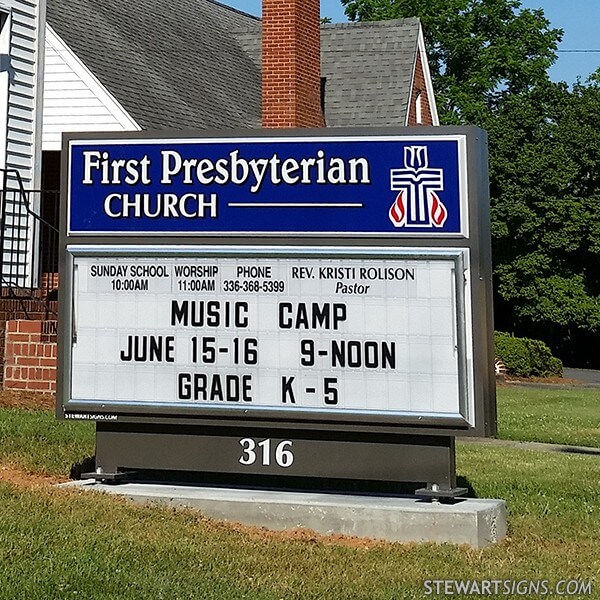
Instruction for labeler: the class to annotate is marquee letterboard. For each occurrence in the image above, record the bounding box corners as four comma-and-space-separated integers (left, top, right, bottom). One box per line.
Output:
67, 246, 471, 424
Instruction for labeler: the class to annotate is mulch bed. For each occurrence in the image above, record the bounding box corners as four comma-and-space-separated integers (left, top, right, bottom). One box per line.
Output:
0, 390, 54, 410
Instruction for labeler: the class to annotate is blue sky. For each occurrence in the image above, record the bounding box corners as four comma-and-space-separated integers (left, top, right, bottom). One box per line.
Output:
220, 0, 599, 84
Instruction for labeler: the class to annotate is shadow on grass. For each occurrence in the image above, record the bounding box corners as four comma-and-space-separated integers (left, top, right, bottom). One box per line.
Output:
560, 446, 600, 457
70, 455, 96, 480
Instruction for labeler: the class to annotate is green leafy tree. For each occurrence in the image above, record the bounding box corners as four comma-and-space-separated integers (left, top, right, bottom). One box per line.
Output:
341, 0, 562, 125
490, 75, 600, 360
342, 0, 600, 366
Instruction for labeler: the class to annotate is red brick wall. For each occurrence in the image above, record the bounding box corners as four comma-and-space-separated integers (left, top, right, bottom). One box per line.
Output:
40, 272, 60, 298
0, 297, 58, 385
3, 320, 57, 393
262, 0, 325, 128
407, 49, 434, 126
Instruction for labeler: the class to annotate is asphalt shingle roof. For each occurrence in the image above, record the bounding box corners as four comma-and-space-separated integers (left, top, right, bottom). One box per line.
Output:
47, 0, 262, 129
322, 19, 419, 127
47, 0, 420, 129
233, 18, 420, 127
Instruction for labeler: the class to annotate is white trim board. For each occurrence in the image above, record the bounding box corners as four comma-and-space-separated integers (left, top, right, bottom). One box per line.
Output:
417, 24, 439, 126
43, 25, 141, 151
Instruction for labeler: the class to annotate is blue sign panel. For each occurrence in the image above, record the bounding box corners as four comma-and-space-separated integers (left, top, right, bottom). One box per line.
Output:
67, 134, 468, 237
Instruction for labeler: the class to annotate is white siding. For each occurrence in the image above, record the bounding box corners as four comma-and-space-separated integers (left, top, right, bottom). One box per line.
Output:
42, 26, 140, 151
1, 0, 44, 187
1, 0, 46, 287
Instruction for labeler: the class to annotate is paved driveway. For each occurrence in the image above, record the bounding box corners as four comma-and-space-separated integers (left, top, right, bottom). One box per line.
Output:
562, 368, 600, 386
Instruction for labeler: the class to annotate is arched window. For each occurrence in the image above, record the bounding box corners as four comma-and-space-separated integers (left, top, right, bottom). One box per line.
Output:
415, 91, 423, 125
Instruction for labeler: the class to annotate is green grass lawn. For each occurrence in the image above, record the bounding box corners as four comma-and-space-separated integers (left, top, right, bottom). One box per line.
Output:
0, 388, 598, 599
0, 444, 597, 599
496, 385, 600, 448
0, 406, 94, 476
0, 385, 596, 481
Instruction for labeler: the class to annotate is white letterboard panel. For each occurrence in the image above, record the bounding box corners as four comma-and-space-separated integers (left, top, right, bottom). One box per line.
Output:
68, 247, 472, 421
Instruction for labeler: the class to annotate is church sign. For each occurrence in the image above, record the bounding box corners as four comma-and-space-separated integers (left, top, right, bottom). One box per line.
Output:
58, 128, 495, 490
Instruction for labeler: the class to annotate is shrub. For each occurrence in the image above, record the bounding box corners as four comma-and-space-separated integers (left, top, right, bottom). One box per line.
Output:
494, 332, 563, 378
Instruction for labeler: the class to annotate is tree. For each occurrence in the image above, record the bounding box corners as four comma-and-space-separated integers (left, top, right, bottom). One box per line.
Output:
343, 0, 600, 366
341, 0, 562, 126
490, 75, 600, 363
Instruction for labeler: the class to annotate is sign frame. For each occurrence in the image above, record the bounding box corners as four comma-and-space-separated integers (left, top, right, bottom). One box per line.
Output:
57, 126, 496, 452
61, 243, 474, 429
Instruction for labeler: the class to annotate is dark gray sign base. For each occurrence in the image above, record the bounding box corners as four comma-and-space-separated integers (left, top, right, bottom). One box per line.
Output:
89, 422, 465, 497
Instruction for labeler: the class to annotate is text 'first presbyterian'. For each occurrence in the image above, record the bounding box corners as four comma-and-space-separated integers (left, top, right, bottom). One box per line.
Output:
81, 149, 371, 219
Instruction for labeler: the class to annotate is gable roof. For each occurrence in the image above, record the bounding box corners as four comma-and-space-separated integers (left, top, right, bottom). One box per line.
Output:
46, 0, 423, 130
323, 19, 420, 127
234, 18, 421, 128
46, 0, 262, 130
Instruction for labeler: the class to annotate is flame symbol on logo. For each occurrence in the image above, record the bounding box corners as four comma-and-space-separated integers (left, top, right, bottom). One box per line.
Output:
389, 191, 406, 227
430, 192, 448, 227
388, 190, 447, 228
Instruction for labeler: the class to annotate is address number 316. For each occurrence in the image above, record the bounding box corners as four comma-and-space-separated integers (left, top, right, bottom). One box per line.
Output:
238, 438, 294, 468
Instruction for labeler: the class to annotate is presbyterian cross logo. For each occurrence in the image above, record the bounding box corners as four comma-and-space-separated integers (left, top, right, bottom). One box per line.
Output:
389, 146, 448, 228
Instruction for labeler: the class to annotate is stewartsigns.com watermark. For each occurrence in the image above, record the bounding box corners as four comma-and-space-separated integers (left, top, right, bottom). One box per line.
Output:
424, 579, 593, 596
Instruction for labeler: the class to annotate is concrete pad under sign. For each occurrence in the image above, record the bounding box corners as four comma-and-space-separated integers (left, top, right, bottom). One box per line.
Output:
63, 481, 506, 548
